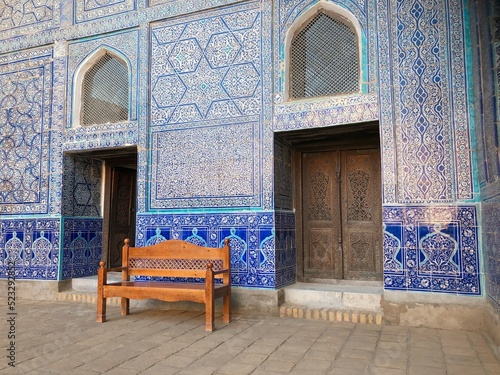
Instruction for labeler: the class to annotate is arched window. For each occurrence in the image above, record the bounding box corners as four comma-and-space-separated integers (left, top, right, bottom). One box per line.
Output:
289, 11, 360, 99
80, 51, 129, 126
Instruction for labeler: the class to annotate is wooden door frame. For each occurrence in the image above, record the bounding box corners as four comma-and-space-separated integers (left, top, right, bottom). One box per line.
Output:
291, 130, 381, 282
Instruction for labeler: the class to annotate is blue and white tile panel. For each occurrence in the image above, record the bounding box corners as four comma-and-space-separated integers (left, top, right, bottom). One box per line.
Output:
0, 219, 60, 280
136, 212, 279, 288
383, 205, 480, 295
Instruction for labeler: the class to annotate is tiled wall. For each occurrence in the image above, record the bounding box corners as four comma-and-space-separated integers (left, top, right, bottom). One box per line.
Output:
470, 0, 500, 310
135, 213, 283, 288
0, 0, 490, 300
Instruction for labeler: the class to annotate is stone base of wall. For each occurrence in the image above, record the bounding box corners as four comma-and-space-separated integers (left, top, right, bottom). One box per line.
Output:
382, 290, 486, 332
0, 279, 71, 301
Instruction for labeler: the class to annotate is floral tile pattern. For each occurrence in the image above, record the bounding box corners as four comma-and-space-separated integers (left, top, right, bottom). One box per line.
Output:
383, 206, 480, 295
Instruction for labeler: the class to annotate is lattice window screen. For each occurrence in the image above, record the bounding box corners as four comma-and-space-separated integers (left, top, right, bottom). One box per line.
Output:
82, 53, 129, 126
290, 12, 359, 99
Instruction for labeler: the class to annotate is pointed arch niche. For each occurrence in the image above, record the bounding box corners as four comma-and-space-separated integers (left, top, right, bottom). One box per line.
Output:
284, 3, 363, 101
72, 47, 131, 127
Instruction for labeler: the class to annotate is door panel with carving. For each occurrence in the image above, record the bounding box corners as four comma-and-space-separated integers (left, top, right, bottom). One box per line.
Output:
300, 148, 382, 280
302, 151, 342, 279
342, 149, 382, 280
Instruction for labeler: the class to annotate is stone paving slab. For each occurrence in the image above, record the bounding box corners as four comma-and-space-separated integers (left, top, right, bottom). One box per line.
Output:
0, 298, 499, 375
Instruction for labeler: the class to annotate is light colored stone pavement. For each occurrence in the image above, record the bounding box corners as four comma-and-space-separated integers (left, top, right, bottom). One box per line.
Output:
1, 299, 499, 375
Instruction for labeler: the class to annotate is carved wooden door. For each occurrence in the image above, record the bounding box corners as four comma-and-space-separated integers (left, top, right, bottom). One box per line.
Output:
301, 149, 382, 280
108, 167, 136, 268
341, 149, 382, 280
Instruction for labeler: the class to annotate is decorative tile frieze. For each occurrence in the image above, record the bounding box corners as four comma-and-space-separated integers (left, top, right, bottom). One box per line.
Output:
136, 212, 276, 288
274, 94, 379, 131
75, 0, 136, 24
0, 47, 53, 215
62, 218, 102, 279
0, 218, 60, 280
383, 205, 480, 295
0, 0, 60, 40
150, 120, 261, 209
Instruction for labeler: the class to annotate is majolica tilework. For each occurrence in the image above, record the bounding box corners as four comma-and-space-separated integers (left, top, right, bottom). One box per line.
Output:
75, 0, 136, 24
66, 29, 139, 128
378, 0, 473, 204
149, 2, 265, 210
62, 218, 102, 279
274, 211, 296, 288
136, 212, 276, 288
274, 94, 379, 131
63, 122, 139, 151
383, 205, 480, 295
273, 137, 293, 211
150, 4, 263, 126
0, 47, 53, 215
482, 199, 500, 310
150, 119, 261, 209
62, 156, 102, 217
0, 219, 60, 280
0, 0, 60, 40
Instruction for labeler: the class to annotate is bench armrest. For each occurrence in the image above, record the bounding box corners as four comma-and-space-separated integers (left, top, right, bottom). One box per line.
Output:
211, 268, 229, 276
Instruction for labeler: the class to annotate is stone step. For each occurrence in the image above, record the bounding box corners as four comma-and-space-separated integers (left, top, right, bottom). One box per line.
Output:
71, 273, 121, 291
279, 303, 383, 325
283, 282, 383, 311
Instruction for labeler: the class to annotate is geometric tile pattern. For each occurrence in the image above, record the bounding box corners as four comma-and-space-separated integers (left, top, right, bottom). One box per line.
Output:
62, 156, 102, 217
136, 212, 276, 288
0, 219, 60, 280
383, 205, 480, 295
148, 2, 264, 210
75, 0, 136, 24
150, 5, 262, 126
0, 47, 53, 215
0, 0, 60, 40
62, 218, 102, 279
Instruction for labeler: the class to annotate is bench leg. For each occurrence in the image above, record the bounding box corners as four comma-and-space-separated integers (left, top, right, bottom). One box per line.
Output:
205, 297, 215, 332
96, 265, 106, 322
121, 297, 129, 316
96, 289, 106, 323
223, 294, 231, 324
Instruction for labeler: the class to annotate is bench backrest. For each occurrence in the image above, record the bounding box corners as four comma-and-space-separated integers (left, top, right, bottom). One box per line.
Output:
122, 238, 230, 281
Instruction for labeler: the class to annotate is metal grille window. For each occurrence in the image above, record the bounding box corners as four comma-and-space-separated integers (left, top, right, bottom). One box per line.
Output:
82, 53, 129, 126
290, 12, 359, 99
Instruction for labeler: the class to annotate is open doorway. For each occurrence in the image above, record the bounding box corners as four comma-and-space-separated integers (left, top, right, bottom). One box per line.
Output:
276, 122, 382, 282
65, 147, 137, 269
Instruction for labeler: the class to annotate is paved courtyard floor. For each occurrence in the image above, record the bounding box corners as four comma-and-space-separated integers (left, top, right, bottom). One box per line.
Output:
0, 299, 499, 375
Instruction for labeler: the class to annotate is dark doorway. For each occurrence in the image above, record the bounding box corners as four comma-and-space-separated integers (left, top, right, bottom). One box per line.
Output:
277, 122, 382, 281
72, 147, 137, 268
106, 166, 136, 267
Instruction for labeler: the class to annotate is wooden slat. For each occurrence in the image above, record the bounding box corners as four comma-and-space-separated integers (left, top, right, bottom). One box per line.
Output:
127, 268, 207, 278
129, 240, 224, 260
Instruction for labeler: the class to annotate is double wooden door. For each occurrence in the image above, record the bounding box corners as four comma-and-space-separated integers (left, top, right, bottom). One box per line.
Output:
299, 148, 382, 280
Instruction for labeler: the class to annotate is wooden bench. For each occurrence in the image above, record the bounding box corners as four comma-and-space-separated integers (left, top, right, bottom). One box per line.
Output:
96, 238, 231, 331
